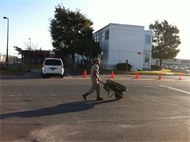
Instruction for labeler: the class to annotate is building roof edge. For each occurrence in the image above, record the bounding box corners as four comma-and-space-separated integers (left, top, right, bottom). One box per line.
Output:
93, 23, 145, 34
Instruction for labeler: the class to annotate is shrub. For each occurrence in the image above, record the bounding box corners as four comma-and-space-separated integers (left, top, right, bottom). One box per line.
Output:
116, 63, 131, 71
151, 65, 159, 70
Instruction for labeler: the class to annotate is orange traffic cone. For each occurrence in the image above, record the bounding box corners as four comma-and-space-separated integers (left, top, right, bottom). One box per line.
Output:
158, 73, 161, 80
84, 70, 87, 78
179, 74, 182, 80
135, 72, 139, 79
111, 71, 114, 78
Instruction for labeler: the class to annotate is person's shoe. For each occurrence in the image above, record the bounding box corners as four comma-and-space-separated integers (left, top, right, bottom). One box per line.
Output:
97, 96, 104, 101
82, 93, 89, 101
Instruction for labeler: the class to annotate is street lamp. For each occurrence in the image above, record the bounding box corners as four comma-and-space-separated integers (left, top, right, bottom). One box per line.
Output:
3, 16, 9, 65
28, 38, 31, 49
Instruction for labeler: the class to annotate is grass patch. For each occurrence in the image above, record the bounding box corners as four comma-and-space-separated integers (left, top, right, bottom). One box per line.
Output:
0, 69, 27, 76
0, 64, 42, 76
13, 64, 42, 70
161, 69, 171, 72
128, 71, 167, 74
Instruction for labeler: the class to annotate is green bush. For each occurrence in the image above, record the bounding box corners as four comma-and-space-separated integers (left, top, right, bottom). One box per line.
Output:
151, 65, 159, 70
116, 63, 131, 71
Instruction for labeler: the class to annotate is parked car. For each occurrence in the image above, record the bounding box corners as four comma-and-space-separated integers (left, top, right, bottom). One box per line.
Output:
170, 65, 176, 69
42, 58, 64, 78
182, 65, 188, 70
161, 64, 168, 69
175, 65, 184, 70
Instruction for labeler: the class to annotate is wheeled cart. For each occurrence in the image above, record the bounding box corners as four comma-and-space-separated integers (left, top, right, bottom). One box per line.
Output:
99, 79, 128, 99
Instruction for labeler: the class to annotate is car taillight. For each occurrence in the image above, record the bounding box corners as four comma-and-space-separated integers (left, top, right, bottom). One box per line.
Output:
62, 66, 64, 69
42, 65, 44, 70
51, 58, 55, 60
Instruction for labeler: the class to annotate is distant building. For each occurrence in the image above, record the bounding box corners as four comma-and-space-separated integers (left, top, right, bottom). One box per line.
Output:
152, 59, 190, 66
0, 54, 17, 63
22, 50, 55, 64
93, 23, 153, 71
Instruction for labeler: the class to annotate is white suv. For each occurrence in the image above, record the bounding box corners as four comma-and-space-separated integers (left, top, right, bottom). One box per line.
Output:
42, 58, 64, 78
161, 64, 168, 69
170, 65, 176, 69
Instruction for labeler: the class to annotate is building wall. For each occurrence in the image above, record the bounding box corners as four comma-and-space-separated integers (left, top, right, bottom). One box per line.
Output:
0, 54, 17, 63
143, 31, 153, 69
108, 24, 144, 71
93, 25, 110, 64
22, 50, 55, 64
0, 55, 6, 62
93, 23, 153, 71
162, 59, 181, 65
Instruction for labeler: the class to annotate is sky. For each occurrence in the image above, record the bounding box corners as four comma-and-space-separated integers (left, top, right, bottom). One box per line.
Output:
0, 0, 189, 59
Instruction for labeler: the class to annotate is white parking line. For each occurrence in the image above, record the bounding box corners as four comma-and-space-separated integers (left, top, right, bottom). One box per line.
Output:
66, 73, 72, 78
159, 85, 190, 95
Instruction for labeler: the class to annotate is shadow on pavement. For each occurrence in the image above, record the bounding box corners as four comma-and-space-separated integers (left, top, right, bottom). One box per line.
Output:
0, 99, 118, 120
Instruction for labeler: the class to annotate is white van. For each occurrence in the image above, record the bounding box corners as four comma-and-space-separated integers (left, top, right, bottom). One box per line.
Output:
42, 58, 64, 78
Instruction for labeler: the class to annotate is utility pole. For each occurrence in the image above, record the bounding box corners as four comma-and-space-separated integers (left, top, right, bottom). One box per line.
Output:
28, 38, 31, 49
3, 17, 9, 65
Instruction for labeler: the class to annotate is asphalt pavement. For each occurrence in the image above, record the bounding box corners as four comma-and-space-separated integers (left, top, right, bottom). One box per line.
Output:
1, 73, 190, 141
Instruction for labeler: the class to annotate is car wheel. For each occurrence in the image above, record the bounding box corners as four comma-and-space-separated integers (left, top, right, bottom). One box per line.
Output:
60, 75, 64, 78
42, 74, 45, 78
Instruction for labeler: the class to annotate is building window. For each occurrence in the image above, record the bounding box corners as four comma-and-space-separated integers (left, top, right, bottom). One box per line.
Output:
145, 54, 149, 62
105, 30, 109, 40
94, 35, 99, 42
102, 32, 104, 41
96, 35, 99, 42
146, 35, 151, 44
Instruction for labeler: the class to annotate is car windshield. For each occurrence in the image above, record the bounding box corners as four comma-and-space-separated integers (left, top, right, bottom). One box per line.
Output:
45, 60, 62, 65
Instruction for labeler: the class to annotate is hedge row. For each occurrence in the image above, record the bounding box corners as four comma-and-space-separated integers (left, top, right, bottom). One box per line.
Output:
151, 65, 159, 70
116, 63, 132, 71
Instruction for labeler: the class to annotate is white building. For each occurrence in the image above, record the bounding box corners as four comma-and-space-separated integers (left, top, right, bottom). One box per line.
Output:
93, 23, 153, 71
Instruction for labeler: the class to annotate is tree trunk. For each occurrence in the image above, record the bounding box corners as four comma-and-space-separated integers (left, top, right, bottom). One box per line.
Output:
159, 59, 162, 70
72, 52, 74, 61
71, 52, 76, 68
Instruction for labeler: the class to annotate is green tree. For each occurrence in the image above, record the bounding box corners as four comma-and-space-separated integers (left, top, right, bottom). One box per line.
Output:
49, 4, 93, 60
13, 46, 22, 55
73, 39, 102, 65
149, 20, 181, 69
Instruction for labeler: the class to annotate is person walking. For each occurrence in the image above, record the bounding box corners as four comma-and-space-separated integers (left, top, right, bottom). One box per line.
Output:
82, 58, 104, 101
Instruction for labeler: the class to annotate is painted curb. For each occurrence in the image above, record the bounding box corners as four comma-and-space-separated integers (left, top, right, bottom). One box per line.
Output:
68, 71, 190, 76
